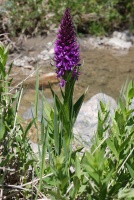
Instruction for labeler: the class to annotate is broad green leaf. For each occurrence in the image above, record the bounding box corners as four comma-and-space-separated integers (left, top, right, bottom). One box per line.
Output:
128, 87, 134, 100
82, 164, 100, 184
126, 163, 134, 179
71, 176, 80, 198
100, 101, 106, 113
73, 86, 88, 123
73, 93, 85, 122
119, 131, 133, 152
107, 138, 119, 160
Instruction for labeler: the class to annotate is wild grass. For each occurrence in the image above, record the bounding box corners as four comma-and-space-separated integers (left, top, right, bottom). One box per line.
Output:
0, 44, 134, 199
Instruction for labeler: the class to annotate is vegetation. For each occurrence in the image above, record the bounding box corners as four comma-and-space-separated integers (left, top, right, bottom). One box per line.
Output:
0, 41, 134, 199
0, 0, 134, 36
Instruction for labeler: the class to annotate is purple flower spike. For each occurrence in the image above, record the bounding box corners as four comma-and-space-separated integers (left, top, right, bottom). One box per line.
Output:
54, 8, 81, 87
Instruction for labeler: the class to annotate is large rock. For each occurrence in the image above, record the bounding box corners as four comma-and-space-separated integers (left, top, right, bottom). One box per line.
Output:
73, 93, 117, 147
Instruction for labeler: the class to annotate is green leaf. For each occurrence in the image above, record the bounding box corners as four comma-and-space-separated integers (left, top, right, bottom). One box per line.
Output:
83, 164, 99, 184
75, 156, 81, 178
0, 119, 5, 140
128, 88, 134, 100
73, 86, 88, 123
100, 101, 106, 113
118, 188, 134, 198
71, 176, 80, 198
126, 163, 134, 179
23, 118, 35, 141
0, 61, 6, 77
35, 67, 39, 119
8, 62, 13, 75
107, 138, 119, 160
54, 95, 59, 155
73, 93, 85, 122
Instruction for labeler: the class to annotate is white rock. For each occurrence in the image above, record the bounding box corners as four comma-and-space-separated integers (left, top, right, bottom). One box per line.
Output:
130, 98, 134, 117
37, 54, 50, 61
40, 49, 48, 55
13, 56, 36, 67
73, 93, 117, 147
29, 140, 39, 155
23, 65, 34, 70
113, 31, 134, 42
107, 37, 132, 50
37, 50, 50, 61
13, 58, 27, 67
47, 42, 53, 47
48, 48, 54, 55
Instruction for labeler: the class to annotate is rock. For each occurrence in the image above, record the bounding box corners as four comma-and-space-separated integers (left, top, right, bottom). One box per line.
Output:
23, 65, 34, 70
38, 50, 48, 55
130, 98, 134, 117
73, 93, 117, 148
25, 56, 36, 63
47, 42, 53, 47
23, 98, 54, 121
13, 58, 26, 67
13, 56, 36, 67
37, 50, 50, 61
113, 31, 134, 42
29, 140, 40, 155
106, 37, 132, 50
24, 72, 58, 89
48, 48, 54, 55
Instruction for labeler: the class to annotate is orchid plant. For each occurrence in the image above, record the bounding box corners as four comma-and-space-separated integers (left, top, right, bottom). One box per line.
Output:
44, 8, 87, 196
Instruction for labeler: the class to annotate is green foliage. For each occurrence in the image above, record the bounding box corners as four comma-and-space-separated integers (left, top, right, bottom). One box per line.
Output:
1, 0, 48, 36
0, 44, 134, 199
1, 0, 134, 36
0, 44, 36, 199
80, 81, 134, 199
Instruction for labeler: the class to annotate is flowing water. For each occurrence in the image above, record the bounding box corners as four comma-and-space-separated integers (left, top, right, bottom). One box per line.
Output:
9, 34, 134, 122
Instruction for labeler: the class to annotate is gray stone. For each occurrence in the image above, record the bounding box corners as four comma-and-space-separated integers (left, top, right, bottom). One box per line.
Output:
13, 56, 36, 67
113, 31, 134, 42
48, 48, 54, 55
13, 58, 26, 67
23, 98, 54, 121
107, 37, 132, 50
37, 50, 50, 61
73, 93, 117, 147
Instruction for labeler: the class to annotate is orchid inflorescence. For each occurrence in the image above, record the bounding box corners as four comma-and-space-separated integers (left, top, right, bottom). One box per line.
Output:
54, 8, 81, 87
